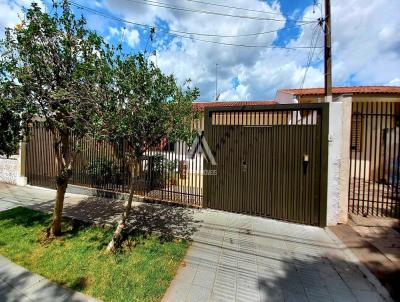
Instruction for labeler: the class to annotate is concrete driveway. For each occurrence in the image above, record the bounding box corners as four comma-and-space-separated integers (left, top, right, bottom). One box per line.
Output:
163, 210, 390, 302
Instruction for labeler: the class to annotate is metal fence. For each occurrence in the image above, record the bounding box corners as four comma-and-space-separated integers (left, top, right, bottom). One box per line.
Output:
203, 103, 329, 226
26, 126, 203, 206
348, 101, 400, 217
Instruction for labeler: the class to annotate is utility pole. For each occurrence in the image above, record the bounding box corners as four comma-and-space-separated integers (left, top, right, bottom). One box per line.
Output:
215, 63, 219, 101
324, 0, 332, 102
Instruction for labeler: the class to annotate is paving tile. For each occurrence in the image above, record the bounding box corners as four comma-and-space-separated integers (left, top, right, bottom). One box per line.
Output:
339, 273, 374, 291
258, 284, 284, 302
332, 294, 358, 302
307, 292, 334, 302
174, 262, 198, 283
23, 279, 74, 302
0, 263, 44, 290
283, 290, 308, 302
0, 256, 13, 270
0, 184, 387, 302
162, 279, 191, 302
210, 290, 236, 302
185, 284, 212, 302
352, 289, 385, 302
192, 268, 216, 289
0, 282, 31, 302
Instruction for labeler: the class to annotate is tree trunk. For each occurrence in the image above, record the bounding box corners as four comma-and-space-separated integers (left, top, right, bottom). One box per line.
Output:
106, 160, 139, 252
48, 179, 68, 236
47, 132, 72, 237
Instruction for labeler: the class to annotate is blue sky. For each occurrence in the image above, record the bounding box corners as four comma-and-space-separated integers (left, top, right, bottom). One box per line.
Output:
1, 0, 400, 101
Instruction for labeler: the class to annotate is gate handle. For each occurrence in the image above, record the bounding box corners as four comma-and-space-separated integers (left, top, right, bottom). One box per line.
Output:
303, 154, 309, 174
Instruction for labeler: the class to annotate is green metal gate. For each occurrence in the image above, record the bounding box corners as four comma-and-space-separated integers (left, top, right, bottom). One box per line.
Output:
203, 103, 329, 226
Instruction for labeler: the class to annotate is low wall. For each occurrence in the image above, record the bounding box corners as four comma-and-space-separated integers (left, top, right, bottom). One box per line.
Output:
0, 155, 18, 184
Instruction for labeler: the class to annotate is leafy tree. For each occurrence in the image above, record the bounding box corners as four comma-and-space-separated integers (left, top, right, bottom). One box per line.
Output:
0, 1, 113, 236
0, 88, 24, 157
105, 53, 199, 252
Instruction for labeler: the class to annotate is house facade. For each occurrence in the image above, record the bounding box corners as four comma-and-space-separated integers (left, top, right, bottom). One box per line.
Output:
274, 86, 400, 183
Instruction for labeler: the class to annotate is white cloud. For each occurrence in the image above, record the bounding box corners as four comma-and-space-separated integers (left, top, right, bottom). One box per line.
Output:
103, 0, 326, 100
116, 0, 400, 100
328, 0, 400, 85
0, 0, 44, 38
1, 0, 399, 101
108, 26, 140, 48
388, 78, 400, 86
124, 28, 140, 48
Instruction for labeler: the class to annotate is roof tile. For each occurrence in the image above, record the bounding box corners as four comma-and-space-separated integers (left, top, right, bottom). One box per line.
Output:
279, 86, 400, 96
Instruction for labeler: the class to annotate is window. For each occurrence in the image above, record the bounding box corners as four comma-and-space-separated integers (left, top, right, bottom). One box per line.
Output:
351, 114, 363, 152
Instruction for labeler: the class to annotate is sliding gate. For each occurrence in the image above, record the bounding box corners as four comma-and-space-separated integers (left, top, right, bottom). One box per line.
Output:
203, 104, 329, 226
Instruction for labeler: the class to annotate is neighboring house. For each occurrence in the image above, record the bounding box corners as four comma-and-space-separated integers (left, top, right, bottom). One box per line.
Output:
275, 86, 400, 183
275, 86, 400, 104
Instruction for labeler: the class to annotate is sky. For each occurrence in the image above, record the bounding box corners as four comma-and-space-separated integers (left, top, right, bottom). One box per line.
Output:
1, 0, 400, 101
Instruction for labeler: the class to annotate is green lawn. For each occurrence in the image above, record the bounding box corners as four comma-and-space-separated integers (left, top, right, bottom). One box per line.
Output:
0, 207, 189, 302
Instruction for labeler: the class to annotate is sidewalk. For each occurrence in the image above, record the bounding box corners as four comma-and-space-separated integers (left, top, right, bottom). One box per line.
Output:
0, 183, 394, 302
0, 255, 100, 302
163, 209, 391, 302
330, 215, 400, 301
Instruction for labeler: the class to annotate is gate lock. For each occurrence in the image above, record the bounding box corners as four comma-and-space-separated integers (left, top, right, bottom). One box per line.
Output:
303, 154, 309, 174
241, 160, 247, 173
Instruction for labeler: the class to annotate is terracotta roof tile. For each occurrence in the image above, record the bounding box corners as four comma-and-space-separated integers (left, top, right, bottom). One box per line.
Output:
192, 100, 276, 111
279, 86, 400, 96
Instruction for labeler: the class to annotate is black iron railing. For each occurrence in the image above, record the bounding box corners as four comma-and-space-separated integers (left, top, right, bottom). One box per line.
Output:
349, 101, 400, 217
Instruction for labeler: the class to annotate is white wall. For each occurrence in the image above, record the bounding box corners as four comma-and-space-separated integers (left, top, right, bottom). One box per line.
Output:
326, 101, 342, 225
274, 90, 297, 104
326, 96, 352, 226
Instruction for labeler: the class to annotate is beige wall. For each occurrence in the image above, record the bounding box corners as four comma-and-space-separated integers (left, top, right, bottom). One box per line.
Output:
298, 94, 400, 182
297, 93, 400, 104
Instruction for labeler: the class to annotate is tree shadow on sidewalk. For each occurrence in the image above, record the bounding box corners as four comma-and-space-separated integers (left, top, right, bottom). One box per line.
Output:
51, 195, 200, 242
124, 203, 198, 242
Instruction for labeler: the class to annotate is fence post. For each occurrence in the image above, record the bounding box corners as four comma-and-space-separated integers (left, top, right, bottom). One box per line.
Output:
338, 94, 352, 224
16, 140, 28, 186
325, 94, 352, 226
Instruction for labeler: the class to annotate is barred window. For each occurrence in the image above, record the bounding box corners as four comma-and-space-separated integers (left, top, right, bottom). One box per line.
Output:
351, 114, 363, 152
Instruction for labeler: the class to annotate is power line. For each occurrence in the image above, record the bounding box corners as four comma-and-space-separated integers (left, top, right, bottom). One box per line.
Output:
124, 0, 315, 23
180, 0, 317, 21
70, 2, 314, 38
71, 2, 322, 49
300, 25, 322, 89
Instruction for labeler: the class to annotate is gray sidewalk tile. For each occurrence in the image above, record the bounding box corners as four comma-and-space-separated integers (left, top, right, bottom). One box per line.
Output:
192, 267, 216, 289
174, 262, 199, 283
162, 279, 191, 302
0, 256, 100, 302
0, 183, 390, 302
185, 284, 212, 302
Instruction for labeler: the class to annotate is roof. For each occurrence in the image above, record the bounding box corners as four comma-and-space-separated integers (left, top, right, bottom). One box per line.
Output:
192, 100, 276, 111
279, 86, 400, 96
